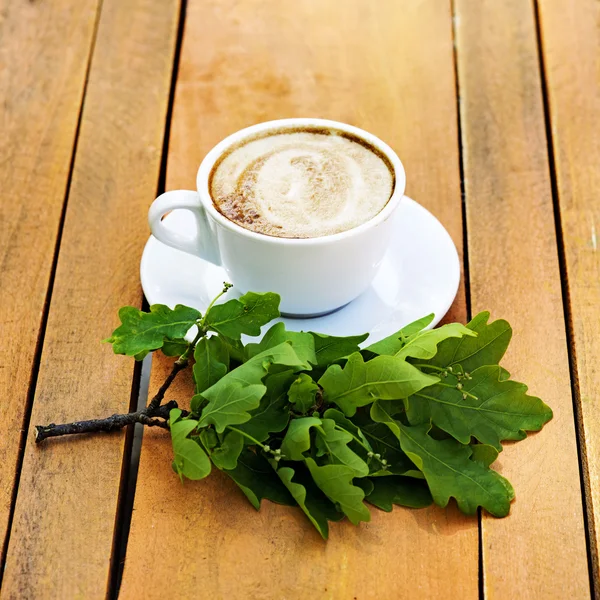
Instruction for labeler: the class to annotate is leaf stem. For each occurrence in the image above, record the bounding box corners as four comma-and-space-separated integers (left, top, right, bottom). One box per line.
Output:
334, 424, 369, 451
413, 364, 446, 372
146, 358, 191, 411
147, 309, 211, 412
199, 282, 233, 328
227, 426, 267, 450
332, 424, 387, 468
178, 327, 205, 362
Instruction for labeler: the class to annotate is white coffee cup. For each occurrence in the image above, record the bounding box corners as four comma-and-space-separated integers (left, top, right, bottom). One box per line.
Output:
148, 118, 406, 317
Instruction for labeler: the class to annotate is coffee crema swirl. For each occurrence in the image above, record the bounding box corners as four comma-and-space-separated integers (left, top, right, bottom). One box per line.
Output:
209, 130, 394, 238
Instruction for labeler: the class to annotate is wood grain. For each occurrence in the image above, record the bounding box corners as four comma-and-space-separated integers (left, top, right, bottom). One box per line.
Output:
121, 1, 475, 598
537, 0, 600, 587
0, 0, 101, 553
0, 0, 180, 597
455, 0, 591, 597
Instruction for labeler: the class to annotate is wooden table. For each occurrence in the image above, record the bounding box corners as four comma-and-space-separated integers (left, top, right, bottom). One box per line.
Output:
1, 0, 598, 598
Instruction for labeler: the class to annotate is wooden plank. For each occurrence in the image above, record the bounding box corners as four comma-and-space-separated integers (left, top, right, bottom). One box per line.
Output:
454, 0, 591, 597
0, 0, 181, 597
121, 1, 476, 598
537, 0, 600, 586
0, 0, 101, 553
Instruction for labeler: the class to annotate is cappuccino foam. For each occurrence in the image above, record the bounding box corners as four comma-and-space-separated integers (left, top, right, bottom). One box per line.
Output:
209, 129, 394, 238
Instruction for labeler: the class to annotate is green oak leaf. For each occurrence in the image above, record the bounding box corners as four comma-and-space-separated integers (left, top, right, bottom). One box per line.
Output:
169, 408, 184, 425
280, 417, 323, 460
310, 332, 369, 366
305, 458, 371, 525
161, 337, 188, 357
370, 401, 402, 438
423, 311, 512, 372
406, 365, 553, 450
366, 476, 433, 511
208, 430, 244, 470
198, 428, 218, 452
198, 383, 265, 433
367, 320, 475, 361
136, 337, 188, 360
246, 322, 316, 365
364, 314, 434, 356
223, 449, 294, 509
288, 373, 319, 413
395, 323, 476, 360
467, 443, 514, 500
470, 444, 499, 468
195, 342, 307, 430
319, 352, 438, 416
315, 419, 369, 476
203, 292, 280, 340
193, 336, 229, 393
322, 408, 373, 452
379, 399, 407, 417
235, 370, 295, 442
368, 401, 427, 479
354, 478, 375, 496
398, 423, 514, 517
105, 304, 200, 358
215, 342, 310, 388
218, 334, 246, 363
353, 417, 419, 476
276, 464, 343, 539
170, 412, 211, 481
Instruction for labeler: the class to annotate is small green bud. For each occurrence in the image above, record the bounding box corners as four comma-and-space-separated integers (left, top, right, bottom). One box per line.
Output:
274, 455, 281, 462
463, 393, 468, 400
374, 453, 381, 459
447, 366, 453, 373
263, 445, 271, 452
381, 459, 388, 466
274, 449, 281, 455
456, 383, 463, 390
367, 451, 374, 458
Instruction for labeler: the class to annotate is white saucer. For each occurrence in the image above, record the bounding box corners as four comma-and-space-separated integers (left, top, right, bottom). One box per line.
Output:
140, 197, 460, 345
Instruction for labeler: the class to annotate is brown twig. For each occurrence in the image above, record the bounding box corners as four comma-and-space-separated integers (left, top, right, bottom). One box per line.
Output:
35, 412, 168, 442
145, 325, 206, 412
146, 357, 189, 412
35, 357, 193, 444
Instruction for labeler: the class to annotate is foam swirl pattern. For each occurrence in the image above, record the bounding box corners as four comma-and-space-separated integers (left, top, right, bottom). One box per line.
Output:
210, 130, 394, 238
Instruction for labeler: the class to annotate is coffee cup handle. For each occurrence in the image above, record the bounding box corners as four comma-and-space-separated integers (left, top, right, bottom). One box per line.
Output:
148, 190, 221, 265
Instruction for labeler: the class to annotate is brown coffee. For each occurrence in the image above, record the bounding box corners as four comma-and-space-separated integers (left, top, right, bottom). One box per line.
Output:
209, 127, 394, 238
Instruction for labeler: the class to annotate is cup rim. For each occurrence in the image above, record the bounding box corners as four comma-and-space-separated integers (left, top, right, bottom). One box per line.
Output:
196, 118, 406, 245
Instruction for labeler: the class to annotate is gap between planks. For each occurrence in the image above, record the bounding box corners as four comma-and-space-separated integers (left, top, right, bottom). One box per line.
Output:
108, 2, 188, 594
